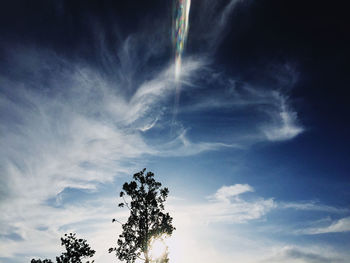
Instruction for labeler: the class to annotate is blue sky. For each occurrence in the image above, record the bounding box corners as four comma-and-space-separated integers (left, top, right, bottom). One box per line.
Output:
1, 0, 349, 262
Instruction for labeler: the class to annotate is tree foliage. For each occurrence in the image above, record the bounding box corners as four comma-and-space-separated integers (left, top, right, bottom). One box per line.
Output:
109, 169, 175, 263
56, 233, 95, 263
31, 233, 95, 263
31, 260, 53, 263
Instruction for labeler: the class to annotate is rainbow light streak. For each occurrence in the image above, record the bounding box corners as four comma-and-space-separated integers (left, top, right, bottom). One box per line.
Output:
173, 0, 191, 81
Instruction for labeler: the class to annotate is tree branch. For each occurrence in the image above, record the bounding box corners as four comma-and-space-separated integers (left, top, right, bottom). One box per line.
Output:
137, 254, 145, 261
122, 196, 132, 211
112, 218, 124, 225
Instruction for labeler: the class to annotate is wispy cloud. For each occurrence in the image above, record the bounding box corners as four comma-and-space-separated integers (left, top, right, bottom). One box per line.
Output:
173, 184, 275, 225
0, 195, 121, 260
189, 0, 243, 51
172, 184, 350, 229
260, 93, 304, 141
263, 246, 347, 263
209, 184, 254, 202
301, 217, 350, 235
167, 186, 350, 263
0, 0, 307, 261
280, 201, 349, 214
205, 193, 275, 224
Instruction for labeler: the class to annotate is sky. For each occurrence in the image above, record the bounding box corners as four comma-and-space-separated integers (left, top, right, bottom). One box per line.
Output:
0, 0, 349, 262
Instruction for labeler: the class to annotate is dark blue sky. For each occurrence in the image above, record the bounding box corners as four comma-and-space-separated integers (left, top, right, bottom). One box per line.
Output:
1, 0, 349, 262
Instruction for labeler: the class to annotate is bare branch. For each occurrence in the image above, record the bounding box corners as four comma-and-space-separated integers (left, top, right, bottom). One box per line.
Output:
122, 196, 132, 211
112, 218, 124, 225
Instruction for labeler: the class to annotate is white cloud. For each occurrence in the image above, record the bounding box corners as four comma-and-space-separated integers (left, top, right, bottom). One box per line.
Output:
0, 49, 210, 260
260, 92, 304, 141
174, 184, 275, 225
219, 0, 242, 28
263, 246, 347, 263
280, 201, 349, 214
0, 195, 123, 260
302, 217, 350, 235
190, 0, 243, 51
167, 189, 350, 263
0, 1, 306, 260
210, 184, 254, 202
179, 80, 304, 144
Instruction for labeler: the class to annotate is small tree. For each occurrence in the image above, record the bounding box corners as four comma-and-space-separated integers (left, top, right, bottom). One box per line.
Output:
109, 169, 175, 263
31, 260, 53, 263
31, 233, 95, 263
56, 233, 95, 263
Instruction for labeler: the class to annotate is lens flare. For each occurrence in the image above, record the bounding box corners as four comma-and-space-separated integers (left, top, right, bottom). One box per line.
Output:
172, 0, 191, 123
173, 0, 191, 81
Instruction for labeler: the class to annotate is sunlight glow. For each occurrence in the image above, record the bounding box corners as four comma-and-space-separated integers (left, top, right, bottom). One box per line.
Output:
149, 236, 168, 261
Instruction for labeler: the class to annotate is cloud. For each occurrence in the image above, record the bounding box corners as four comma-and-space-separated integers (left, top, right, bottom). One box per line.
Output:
280, 201, 349, 214
180, 185, 350, 227
205, 184, 275, 223
210, 184, 254, 202
219, 0, 242, 27
0, 191, 137, 262
189, 0, 243, 51
179, 78, 304, 143
261, 93, 304, 141
301, 217, 350, 234
264, 246, 346, 263
0, 1, 306, 261
167, 186, 350, 263
0, 48, 207, 260
173, 184, 275, 225
0, 46, 248, 261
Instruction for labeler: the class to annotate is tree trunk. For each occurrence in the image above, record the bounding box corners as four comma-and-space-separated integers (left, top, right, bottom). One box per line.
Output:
145, 251, 150, 263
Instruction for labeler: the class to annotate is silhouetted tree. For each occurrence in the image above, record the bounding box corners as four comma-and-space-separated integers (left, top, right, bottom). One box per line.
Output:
31, 260, 53, 263
31, 233, 95, 263
56, 233, 95, 263
109, 169, 175, 263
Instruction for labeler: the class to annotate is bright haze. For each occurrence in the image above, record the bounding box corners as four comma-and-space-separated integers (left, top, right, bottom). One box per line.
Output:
0, 0, 349, 262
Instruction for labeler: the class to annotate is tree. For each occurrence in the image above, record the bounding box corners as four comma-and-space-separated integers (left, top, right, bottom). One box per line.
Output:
56, 233, 95, 263
31, 233, 95, 263
109, 169, 175, 263
31, 260, 53, 263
